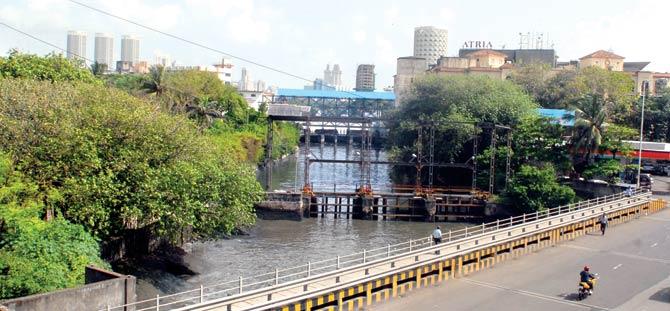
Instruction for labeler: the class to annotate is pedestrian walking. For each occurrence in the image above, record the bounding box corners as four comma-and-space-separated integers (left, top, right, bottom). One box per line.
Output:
432, 226, 442, 244
599, 213, 608, 235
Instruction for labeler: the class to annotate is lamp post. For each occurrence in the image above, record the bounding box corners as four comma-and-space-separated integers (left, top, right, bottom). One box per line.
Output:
636, 80, 648, 188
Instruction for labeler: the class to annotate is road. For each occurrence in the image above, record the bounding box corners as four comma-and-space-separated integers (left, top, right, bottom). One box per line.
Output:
372, 180, 670, 311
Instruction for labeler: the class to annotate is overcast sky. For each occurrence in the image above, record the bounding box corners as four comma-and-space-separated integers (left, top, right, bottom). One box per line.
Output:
1, 0, 669, 90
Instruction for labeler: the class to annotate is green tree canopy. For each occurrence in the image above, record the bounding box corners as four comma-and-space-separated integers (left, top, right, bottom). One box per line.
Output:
0, 79, 261, 240
0, 50, 99, 84
389, 74, 538, 163
162, 70, 250, 124
503, 165, 576, 213
0, 153, 107, 299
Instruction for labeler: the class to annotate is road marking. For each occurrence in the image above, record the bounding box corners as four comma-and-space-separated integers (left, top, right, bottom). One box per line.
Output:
461, 278, 609, 310
559, 245, 670, 265
612, 264, 622, 270
651, 243, 658, 248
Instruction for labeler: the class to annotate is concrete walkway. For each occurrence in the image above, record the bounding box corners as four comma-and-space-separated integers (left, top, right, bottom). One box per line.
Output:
372, 192, 670, 311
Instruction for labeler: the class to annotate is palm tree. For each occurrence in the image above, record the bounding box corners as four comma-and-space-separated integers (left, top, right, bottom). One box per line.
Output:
90, 61, 107, 76
571, 94, 611, 164
142, 65, 166, 96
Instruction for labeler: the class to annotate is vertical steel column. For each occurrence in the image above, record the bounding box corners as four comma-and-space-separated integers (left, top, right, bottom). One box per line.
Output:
303, 120, 311, 188
505, 131, 512, 188
416, 127, 423, 190
264, 119, 274, 191
471, 128, 478, 190
489, 127, 497, 194
428, 125, 435, 189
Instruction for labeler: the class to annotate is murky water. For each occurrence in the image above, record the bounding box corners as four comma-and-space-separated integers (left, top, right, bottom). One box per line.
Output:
139, 145, 470, 297
259, 144, 394, 192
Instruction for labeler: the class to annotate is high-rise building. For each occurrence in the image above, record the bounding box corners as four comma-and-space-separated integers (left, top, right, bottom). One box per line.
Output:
66, 31, 87, 62
94, 33, 114, 70
154, 53, 172, 68
332, 64, 342, 87
324, 65, 333, 85
255, 80, 266, 92
355, 64, 375, 92
413, 26, 448, 66
239, 67, 253, 91
213, 58, 234, 85
120, 35, 140, 65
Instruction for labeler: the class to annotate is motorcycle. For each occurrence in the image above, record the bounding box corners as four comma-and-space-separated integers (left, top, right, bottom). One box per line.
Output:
577, 273, 598, 300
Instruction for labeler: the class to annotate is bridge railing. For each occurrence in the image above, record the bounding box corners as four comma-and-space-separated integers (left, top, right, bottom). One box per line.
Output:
102, 188, 648, 311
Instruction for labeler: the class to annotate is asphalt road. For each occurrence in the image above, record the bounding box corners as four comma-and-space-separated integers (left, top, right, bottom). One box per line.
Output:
372, 183, 670, 311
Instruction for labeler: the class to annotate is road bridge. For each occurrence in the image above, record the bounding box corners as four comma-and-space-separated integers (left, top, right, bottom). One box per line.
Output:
103, 190, 665, 311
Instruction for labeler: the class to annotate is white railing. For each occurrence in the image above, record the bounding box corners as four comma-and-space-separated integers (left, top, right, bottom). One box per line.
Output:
102, 189, 650, 311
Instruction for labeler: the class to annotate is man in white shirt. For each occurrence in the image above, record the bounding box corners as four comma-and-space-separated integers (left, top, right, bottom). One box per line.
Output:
432, 226, 442, 244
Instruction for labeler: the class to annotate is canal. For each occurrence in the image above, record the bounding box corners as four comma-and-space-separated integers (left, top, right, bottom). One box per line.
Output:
137, 144, 470, 297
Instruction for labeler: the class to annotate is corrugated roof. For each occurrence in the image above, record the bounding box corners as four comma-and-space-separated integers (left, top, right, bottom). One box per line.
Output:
276, 89, 395, 100
580, 50, 625, 60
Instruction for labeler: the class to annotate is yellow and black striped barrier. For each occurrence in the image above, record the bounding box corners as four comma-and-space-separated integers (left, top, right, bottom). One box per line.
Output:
277, 199, 666, 311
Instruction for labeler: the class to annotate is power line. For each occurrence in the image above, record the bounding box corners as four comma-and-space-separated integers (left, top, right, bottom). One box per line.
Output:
0, 21, 93, 63
0, 21, 212, 102
67, 0, 325, 86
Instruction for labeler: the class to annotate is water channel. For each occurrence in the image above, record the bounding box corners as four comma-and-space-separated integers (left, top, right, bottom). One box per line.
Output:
138, 144, 470, 297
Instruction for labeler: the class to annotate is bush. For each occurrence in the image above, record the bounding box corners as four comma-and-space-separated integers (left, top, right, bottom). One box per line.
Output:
503, 165, 576, 213
0, 153, 107, 299
0, 79, 261, 240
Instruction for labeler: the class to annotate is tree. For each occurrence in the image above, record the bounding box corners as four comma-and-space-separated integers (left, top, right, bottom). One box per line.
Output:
0, 153, 107, 299
541, 69, 579, 108
571, 94, 611, 165
141, 64, 166, 96
0, 79, 261, 240
567, 67, 635, 122
162, 70, 250, 125
503, 165, 576, 213
90, 62, 107, 77
599, 124, 636, 159
0, 50, 99, 84
507, 63, 552, 106
389, 75, 537, 162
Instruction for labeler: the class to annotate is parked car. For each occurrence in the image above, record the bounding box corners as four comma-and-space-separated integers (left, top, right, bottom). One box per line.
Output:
653, 165, 670, 176
623, 174, 653, 189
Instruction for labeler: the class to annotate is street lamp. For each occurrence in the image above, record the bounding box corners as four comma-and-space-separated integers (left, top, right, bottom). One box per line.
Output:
636, 80, 649, 188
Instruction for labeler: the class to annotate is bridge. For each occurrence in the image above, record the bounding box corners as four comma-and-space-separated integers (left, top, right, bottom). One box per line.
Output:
103, 189, 666, 311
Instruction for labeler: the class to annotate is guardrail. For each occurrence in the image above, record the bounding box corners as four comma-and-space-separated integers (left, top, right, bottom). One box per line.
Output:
102, 189, 650, 311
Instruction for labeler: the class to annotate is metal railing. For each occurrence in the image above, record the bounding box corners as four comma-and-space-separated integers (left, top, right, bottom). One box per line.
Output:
102, 188, 649, 311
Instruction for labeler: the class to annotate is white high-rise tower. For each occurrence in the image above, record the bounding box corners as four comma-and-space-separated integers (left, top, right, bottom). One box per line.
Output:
66, 31, 87, 62
413, 26, 448, 66
120, 35, 140, 65
94, 33, 114, 70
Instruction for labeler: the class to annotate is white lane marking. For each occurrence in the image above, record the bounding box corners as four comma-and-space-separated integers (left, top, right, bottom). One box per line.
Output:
651, 243, 658, 248
559, 244, 670, 264
461, 278, 609, 310
613, 264, 622, 270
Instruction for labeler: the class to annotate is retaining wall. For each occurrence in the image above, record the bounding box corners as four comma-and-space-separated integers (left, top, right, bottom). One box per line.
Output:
0, 266, 136, 311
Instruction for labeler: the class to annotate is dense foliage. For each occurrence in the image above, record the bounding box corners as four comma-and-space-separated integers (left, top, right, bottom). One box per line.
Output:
388, 74, 537, 170
0, 153, 107, 299
0, 50, 98, 84
0, 79, 262, 240
503, 165, 576, 213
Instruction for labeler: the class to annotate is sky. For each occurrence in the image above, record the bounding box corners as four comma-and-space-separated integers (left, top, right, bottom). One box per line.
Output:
1, 0, 669, 90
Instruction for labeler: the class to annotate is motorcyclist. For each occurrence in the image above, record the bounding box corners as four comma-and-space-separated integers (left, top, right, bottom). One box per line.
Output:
580, 266, 596, 293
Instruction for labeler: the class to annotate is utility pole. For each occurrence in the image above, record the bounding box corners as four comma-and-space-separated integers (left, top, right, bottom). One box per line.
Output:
636, 81, 648, 188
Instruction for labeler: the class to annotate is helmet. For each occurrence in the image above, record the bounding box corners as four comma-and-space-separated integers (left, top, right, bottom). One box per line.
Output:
583, 266, 589, 271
